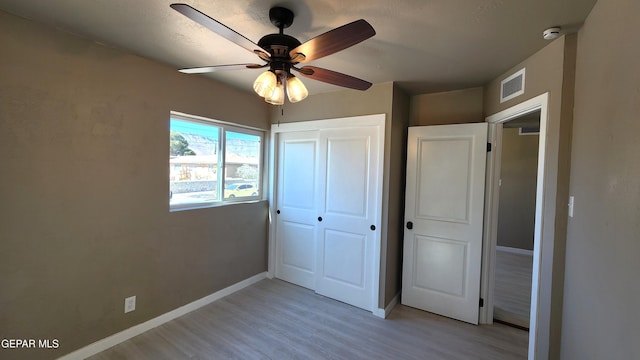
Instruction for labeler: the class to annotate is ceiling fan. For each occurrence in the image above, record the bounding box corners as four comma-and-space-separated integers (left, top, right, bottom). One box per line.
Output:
170, 3, 376, 105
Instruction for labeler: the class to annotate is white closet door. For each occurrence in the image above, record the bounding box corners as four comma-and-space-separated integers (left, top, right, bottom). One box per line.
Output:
315, 126, 380, 311
274, 131, 319, 289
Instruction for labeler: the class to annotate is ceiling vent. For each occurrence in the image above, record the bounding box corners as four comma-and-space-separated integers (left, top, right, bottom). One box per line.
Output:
519, 126, 540, 135
500, 68, 525, 103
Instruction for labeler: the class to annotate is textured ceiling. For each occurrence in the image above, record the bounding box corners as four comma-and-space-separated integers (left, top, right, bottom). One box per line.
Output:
0, 0, 597, 96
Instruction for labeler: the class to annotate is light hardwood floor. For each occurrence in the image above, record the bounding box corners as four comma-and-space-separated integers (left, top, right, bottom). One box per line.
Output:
89, 279, 528, 360
494, 250, 533, 329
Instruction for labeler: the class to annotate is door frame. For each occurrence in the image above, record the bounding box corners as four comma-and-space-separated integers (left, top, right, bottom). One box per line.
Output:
267, 114, 386, 314
480, 93, 548, 360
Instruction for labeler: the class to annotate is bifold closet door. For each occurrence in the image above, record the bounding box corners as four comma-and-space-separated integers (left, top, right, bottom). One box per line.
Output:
274, 131, 319, 290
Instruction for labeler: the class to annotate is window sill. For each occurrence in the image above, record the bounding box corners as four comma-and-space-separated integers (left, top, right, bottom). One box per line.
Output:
169, 198, 263, 212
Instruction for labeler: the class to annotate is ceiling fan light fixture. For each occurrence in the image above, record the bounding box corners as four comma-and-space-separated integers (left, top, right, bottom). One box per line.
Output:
286, 75, 308, 103
172, 4, 375, 105
253, 70, 277, 97
264, 81, 285, 105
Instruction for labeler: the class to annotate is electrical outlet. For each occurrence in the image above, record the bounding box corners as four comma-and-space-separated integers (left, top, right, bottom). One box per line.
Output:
124, 296, 136, 313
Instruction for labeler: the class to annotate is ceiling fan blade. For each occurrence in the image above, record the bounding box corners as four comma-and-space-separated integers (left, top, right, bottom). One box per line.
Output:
179, 63, 266, 74
295, 66, 372, 90
170, 3, 270, 59
289, 19, 375, 63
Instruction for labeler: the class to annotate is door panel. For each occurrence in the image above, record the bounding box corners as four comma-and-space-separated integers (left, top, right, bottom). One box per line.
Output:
280, 222, 315, 272
416, 138, 473, 222
322, 230, 366, 286
316, 127, 380, 311
402, 123, 487, 324
275, 131, 319, 289
325, 137, 369, 216
281, 139, 317, 210
413, 235, 466, 296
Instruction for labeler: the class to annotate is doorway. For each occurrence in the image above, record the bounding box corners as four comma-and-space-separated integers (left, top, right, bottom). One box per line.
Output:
481, 93, 550, 360
492, 111, 540, 330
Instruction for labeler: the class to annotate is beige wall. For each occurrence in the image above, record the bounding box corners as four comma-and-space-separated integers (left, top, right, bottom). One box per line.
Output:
561, 0, 640, 358
0, 11, 269, 359
384, 84, 410, 305
484, 34, 577, 358
497, 128, 538, 250
410, 87, 484, 126
269, 82, 394, 123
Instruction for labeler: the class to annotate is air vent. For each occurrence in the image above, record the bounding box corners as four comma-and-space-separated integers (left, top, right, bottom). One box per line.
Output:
500, 68, 525, 103
519, 126, 540, 135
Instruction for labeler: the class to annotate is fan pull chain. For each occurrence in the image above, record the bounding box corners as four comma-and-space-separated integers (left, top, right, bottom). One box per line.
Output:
277, 104, 285, 127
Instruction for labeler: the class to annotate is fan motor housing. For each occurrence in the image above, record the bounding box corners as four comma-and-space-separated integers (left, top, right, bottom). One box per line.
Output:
258, 34, 301, 58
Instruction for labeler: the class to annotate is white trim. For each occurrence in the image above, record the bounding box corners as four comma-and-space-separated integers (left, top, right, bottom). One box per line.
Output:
57, 272, 268, 360
480, 121, 501, 325
170, 111, 266, 133
268, 114, 386, 315
486, 94, 547, 124
481, 93, 549, 360
270, 114, 385, 133
267, 125, 277, 279
496, 245, 534, 257
373, 292, 400, 319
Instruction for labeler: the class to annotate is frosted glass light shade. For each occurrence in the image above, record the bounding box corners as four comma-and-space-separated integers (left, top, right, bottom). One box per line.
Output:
265, 82, 285, 105
253, 71, 277, 97
286, 76, 308, 103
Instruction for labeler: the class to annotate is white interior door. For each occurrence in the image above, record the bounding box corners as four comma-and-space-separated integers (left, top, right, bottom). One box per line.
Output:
315, 127, 380, 311
274, 131, 319, 289
401, 123, 488, 324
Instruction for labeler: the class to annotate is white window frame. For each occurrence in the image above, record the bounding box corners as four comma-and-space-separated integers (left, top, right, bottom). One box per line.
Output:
170, 111, 264, 212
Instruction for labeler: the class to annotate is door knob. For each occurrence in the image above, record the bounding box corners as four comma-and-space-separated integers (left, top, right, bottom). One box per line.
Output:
276, 209, 280, 214
406, 221, 413, 230
370, 225, 376, 231
318, 216, 323, 222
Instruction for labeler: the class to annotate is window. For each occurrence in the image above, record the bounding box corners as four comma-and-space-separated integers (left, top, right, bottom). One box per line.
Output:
169, 112, 263, 210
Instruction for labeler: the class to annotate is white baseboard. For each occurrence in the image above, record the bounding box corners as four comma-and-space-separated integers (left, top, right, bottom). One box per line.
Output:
496, 245, 534, 256
58, 272, 268, 360
373, 292, 400, 319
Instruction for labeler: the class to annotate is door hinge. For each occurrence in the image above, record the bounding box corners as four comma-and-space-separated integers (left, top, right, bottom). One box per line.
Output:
487, 143, 492, 152
479, 298, 484, 307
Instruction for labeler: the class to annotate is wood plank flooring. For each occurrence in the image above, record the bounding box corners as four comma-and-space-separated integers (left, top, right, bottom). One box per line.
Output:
494, 250, 533, 329
88, 279, 528, 360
